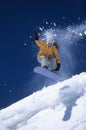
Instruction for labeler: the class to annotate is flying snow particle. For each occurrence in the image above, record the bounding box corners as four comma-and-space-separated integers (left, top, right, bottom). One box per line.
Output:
62, 17, 66, 19
72, 30, 75, 33
53, 23, 57, 27
4, 83, 7, 87
58, 25, 61, 28
44, 31, 54, 43
24, 43, 27, 46
78, 17, 81, 20
67, 27, 72, 32
53, 34, 57, 37
29, 36, 32, 38
39, 27, 43, 31
79, 33, 83, 36
9, 90, 12, 93
84, 30, 86, 35
46, 21, 48, 25
75, 32, 78, 35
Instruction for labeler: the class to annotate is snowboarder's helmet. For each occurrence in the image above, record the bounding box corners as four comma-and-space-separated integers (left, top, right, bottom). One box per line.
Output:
48, 42, 59, 49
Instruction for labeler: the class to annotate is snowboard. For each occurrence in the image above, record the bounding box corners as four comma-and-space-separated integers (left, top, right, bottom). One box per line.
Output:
33, 66, 58, 81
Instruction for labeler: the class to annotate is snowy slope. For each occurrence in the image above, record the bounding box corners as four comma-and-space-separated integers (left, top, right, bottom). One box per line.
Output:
0, 72, 86, 130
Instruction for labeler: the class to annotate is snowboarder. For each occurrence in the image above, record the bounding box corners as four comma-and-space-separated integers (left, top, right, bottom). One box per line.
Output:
34, 32, 61, 71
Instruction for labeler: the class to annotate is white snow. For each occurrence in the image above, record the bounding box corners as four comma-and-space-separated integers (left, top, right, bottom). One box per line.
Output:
0, 72, 86, 130
53, 23, 57, 26
79, 33, 83, 36
40, 23, 86, 44
46, 21, 48, 25
84, 30, 86, 35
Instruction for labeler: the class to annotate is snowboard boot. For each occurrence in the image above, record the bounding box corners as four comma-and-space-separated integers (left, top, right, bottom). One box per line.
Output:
43, 66, 48, 69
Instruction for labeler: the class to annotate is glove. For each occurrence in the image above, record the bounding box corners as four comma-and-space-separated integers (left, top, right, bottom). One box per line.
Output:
34, 32, 39, 40
55, 63, 61, 71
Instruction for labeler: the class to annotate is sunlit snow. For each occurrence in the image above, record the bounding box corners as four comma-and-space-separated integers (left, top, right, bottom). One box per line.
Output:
0, 72, 86, 130
84, 30, 86, 35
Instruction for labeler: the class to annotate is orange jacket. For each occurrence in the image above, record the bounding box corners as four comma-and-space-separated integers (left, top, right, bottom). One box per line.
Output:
35, 40, 60, 64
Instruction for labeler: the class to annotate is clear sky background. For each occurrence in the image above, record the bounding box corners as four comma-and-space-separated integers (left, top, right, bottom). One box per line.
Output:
0, 0, 86, 109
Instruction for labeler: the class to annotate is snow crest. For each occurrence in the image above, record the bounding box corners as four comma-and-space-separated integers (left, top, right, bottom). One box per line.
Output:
0, 72, 86, 130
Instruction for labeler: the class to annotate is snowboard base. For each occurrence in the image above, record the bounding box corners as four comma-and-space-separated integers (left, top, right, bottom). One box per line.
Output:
34, 66, 58, 81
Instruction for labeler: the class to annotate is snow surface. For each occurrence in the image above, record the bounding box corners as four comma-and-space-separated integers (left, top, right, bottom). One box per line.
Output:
0, 72, 86, 130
